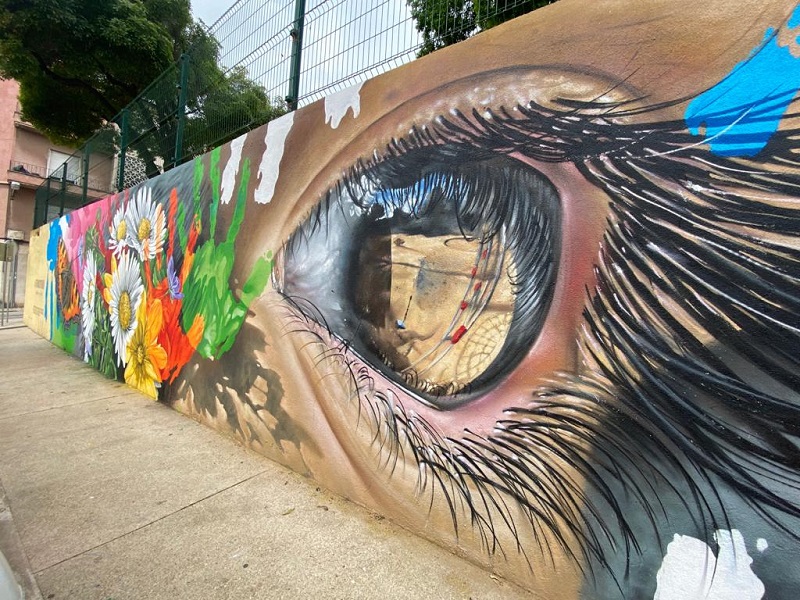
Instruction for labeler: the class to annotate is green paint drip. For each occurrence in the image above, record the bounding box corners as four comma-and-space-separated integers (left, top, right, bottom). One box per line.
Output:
192, 155, 204, 216
224, 157, 249, 246
177, 158, 204, 252
241, 251, 273, 307
209, 147, 221, 238
180, 157, 273, 360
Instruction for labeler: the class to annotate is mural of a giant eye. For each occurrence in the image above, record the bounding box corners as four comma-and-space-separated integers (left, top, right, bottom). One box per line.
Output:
24, 1, 800, 597
274, 145, 561, 408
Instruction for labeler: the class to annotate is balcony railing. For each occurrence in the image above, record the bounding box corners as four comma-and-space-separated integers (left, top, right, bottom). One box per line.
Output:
9, 160, 112, 194
8, 161, 47, 179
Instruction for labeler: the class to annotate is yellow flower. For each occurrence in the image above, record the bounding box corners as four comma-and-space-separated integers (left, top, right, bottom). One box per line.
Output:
125, 294, 168, 399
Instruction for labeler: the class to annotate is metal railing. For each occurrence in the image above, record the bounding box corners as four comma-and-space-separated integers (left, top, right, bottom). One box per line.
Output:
33, 0, 544, 228
0, 239, 17, 318
9, 160, 47, 179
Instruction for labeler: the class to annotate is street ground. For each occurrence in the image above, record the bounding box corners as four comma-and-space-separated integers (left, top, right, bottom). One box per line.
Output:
0, 321, 534, 600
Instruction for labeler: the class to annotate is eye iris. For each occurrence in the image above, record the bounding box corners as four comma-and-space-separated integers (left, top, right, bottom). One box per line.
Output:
278, 146, 561, 409
352, 223, 517, 397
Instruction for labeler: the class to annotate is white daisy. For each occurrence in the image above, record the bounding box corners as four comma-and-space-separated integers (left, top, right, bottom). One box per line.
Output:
106, 252, 144, 366
108, 203, 129, 257
125, 187, 166, 261
81, 252, 98, 362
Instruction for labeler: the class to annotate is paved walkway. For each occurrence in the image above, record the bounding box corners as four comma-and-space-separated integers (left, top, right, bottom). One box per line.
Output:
0, 325, 535, 600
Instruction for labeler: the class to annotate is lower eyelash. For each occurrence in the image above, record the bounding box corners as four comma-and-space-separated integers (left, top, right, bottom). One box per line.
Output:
274, 292, 618, 571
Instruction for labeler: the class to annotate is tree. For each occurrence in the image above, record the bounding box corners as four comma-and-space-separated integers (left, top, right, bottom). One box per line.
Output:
0, 0, 190, 145
116, 24, 285, 178
182, 65, 286, 160
177, 27, 285, 162
0, 0, 284, 173
408, 0, 555, 56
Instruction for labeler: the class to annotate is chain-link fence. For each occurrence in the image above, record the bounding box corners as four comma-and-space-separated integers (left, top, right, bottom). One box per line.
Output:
33, 0, 544, 228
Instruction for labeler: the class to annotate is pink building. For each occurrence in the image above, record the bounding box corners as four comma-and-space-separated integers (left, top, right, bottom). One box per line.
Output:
0, 79, 113, 305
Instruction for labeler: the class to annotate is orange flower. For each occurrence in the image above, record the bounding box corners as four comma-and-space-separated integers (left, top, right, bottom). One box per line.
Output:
180, 216, 201, 282
167, 188, 178, 260
153, 277, 204, 383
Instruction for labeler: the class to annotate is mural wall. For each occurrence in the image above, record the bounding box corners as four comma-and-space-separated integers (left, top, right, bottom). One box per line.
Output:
23, 0, 800, 597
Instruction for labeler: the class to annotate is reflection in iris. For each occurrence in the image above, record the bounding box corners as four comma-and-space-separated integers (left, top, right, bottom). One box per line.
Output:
274, 146, 561, 408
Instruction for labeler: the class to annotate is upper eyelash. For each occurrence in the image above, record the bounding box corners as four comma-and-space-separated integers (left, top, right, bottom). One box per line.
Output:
283, 140, 563, 406
293, 94, 652, 252
276, 83, 800, 576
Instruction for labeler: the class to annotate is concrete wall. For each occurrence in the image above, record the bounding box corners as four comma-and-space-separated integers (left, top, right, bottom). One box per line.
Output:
22, 0, 800, 597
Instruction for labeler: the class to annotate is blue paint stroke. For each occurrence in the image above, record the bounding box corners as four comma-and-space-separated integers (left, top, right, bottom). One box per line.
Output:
44, 217, 66, 339
791, 6, 800, 28
685, 6, 800, 157
167, 256, 184, 300
45, 217, 64, 270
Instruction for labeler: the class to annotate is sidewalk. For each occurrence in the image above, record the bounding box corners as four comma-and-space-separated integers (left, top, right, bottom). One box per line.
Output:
0, 326, 535, 600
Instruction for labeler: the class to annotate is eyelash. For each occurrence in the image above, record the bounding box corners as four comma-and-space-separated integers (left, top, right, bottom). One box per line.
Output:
276, 292, 590, 564
277, 287, 632, 577
280, 132, 562, 405
272, 88, 800, 581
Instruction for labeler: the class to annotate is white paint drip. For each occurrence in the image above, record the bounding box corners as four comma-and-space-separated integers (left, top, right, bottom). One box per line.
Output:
220, 133, 247, 205
654, 530, 765, 600
254, 111, 295, 205
324, 82, 364, 129
757, 539, 769, 553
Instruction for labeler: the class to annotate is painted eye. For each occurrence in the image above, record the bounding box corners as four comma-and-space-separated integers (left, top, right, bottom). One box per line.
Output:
274, 144, 561, 409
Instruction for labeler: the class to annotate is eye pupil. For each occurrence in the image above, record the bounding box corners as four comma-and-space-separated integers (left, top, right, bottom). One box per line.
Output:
351, 220, 517, 398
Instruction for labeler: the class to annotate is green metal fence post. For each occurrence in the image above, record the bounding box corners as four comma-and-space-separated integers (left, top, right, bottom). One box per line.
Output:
81, 140, 91, 205
45, 177, 51, 225
35, 178, 51, 228
286, 0, 307, 111
173, 53, 190, 169
116, 108, 129, 191
58, 162, 67, 217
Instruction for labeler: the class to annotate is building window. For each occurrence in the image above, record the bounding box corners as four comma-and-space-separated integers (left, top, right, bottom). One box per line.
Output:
47, 150, 80, 184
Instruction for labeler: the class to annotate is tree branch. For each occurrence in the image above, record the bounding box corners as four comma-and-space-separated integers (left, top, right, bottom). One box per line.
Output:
93, 57, 140, 97
30, 50, 120, 116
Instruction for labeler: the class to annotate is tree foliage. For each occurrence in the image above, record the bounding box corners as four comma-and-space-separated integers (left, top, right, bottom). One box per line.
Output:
0, 0, 189, 144
408, 0, 554, 56
182, 65, 286, 159
0, 0, 283, 171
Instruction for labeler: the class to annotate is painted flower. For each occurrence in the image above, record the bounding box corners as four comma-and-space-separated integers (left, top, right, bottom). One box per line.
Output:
124, 295, 167, 399
81, 252, 98, 362
166, 256, 183, 300
108, 201, 129, 257
104, 252, 144, 366
151, 214, 204, 383
156, 281, 204, 384
126, 186, 166, 261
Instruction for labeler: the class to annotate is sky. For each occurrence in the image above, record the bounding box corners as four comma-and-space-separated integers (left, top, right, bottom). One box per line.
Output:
191, 0, 230, 28
188, 0, 421, 106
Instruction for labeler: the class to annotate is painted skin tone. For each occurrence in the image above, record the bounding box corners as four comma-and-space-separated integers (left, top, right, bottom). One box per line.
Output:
169, 0, 800, 597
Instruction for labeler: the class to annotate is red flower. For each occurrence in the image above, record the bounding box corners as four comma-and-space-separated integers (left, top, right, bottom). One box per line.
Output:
153, 277, 204, 383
